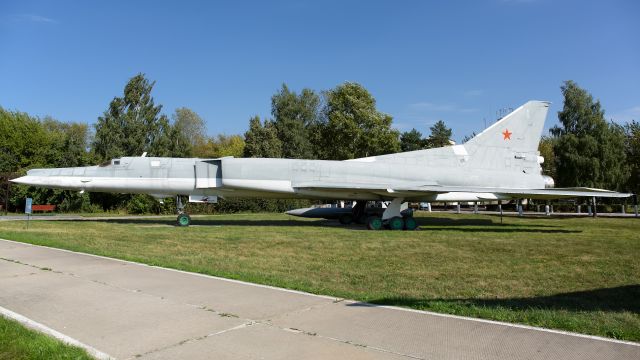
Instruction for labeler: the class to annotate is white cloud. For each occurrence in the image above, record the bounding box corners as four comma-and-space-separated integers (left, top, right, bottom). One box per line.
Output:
7, 14, 57, 24
608, 106, 640, 124
409, 102, 478, 113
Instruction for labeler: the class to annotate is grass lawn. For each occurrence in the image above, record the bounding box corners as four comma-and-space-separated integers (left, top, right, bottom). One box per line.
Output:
0, 315, 92, 360
0, 212, 638, 341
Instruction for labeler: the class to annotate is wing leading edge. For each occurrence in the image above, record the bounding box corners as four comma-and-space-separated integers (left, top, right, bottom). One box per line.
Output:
293, 181, 631, 200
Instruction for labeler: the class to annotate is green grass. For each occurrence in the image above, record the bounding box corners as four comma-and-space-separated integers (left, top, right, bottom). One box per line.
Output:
0, 315, 92, 360
0, 212, 638, 341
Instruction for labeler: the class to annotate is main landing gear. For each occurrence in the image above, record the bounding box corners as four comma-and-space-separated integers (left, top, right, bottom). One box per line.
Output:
175, 196, 191, 227
366, 214, 418, 230
364, 198, 418, 231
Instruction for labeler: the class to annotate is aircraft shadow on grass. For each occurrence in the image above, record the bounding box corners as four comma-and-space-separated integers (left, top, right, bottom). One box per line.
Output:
350, 285, 640, 313
56, 216, 581, 233
61, 218, 326, 227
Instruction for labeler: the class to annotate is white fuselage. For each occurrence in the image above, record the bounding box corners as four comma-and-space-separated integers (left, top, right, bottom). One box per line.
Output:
16, 153, 546, 202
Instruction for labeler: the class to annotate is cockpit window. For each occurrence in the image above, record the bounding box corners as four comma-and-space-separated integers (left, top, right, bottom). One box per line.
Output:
98, 159, 121, 167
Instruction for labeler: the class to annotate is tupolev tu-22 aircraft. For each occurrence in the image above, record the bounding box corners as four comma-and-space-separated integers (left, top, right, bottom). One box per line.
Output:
12, 101, 630, 230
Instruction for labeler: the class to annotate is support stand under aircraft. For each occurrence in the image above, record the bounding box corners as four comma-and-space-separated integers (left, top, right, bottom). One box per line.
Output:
12, 101, 631, 230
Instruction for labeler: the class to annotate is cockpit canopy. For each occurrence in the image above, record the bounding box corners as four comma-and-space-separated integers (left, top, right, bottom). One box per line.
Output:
98, 158, 123, 167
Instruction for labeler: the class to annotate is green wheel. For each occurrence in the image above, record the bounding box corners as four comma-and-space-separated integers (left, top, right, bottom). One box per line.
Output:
177, 213, 191, 227
387, 216, 404, 230
367, 216, 383, 230
338, 213, 354, 225
404, 216, 418, 230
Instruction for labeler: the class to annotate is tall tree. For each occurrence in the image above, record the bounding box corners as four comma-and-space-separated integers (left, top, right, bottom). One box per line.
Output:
315, 82, 400, 160
193, 134, 245, 158
41, 117, 90, 167
271, 84, 319, 159
93, 73, 173, 160
0, 108, 51, 172
624, 120, 640, 195
425, 120, 452, 148
243, 116, 282, 158
550, 80, 628, 190
172, 107, 206, 151
538, 136, 556, 179
400, 128, 424, 152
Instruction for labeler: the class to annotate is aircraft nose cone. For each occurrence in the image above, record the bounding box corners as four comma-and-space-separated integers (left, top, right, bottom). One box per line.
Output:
9, 176, 32, 185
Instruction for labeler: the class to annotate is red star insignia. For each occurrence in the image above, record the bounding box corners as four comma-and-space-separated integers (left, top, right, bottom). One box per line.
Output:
502, 129, 512, 140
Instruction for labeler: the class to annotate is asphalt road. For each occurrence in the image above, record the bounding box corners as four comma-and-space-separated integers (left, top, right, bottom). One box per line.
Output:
0, 239, 638, 360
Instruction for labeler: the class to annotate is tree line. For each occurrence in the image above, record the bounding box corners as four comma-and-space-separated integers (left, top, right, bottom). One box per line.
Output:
0, 75, 638, 214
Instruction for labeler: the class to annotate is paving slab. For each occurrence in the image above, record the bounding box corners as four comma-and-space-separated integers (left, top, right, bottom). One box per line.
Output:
0, 239, 638, 360
141, 322, 406, 360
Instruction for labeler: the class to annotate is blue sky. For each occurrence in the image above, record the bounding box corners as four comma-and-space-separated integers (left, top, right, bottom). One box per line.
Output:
1, 0, 639, 142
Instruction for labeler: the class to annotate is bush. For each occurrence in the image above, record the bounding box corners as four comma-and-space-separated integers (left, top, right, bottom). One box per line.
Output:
127, 194, 154, 214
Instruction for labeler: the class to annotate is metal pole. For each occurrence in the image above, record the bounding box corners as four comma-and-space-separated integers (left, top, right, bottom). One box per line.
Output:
473, 202, 478, 214
498, 200, 503, 224
517, 199, 523, 216
456, 203, 461, 214
592, 197, 597, 218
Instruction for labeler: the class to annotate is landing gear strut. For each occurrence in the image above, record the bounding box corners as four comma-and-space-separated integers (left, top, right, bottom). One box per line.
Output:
351, 201, 368, 224
176, 196, 191, 227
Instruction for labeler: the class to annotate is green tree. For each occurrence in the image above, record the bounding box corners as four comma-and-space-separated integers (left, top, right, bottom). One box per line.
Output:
538, 136, 556, 178
550, 80, 628, 190
172, 107, 206, 155
0, 108, 49, 172
0, 108, 94, 212
41, 117, 90, 167
243, 116, 282, 158
624, 121, 640, 195
315, 82, 400, 160
193, 134, 245, 158
93, 73, 173, 160
272, 84, 319, 159
400, 128, 424, 152
425, 120, 452, 148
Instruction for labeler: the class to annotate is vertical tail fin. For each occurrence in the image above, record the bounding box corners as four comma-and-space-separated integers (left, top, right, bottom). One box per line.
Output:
465, 101, 550, 170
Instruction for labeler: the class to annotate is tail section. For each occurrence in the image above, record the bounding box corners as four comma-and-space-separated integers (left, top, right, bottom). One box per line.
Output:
466, 100, 549, 153
350, 100, 550, 172
464, 100, 550, 171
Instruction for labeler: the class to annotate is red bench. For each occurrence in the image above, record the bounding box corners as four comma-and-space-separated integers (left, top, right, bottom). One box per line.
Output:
32, 204, 56, 212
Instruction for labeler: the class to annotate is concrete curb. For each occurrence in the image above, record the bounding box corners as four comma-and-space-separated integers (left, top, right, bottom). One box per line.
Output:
0, 305, 113, 360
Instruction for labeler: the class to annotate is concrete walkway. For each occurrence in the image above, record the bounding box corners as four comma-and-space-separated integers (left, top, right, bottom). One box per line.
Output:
0, 239, 637, 360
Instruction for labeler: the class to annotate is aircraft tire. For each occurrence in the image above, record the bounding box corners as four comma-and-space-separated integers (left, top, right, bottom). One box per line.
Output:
404, 216, 418, 230
177, 213, 191, 227
388, 216, 405, 230
338, 213, 354, 225
366, 216, 383, 230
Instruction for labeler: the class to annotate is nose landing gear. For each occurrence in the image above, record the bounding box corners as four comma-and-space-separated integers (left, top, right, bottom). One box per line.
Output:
175, 196, 191, 227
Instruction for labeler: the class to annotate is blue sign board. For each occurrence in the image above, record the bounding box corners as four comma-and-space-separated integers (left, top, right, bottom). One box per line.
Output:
25, 198, 32, 214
